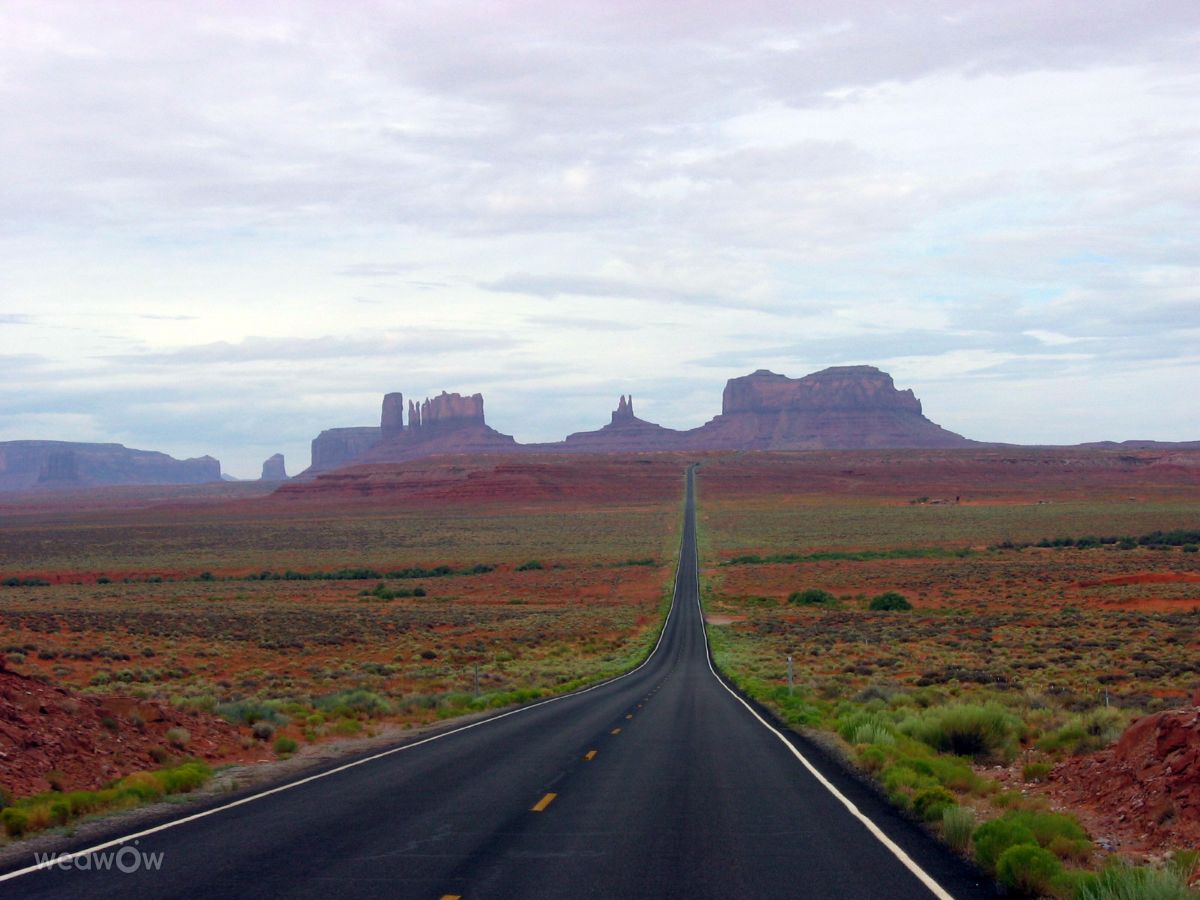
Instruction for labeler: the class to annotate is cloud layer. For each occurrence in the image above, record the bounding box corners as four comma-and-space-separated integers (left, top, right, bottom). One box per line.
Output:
1, 2, 1198, 475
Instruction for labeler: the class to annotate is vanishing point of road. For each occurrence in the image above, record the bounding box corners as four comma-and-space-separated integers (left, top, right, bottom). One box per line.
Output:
1, 466, 992, 899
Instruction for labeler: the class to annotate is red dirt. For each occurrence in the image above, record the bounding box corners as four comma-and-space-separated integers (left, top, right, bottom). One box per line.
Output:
1077, 573, 1200, 588
0, 666, 250, 798
696, 448, 1200, 502
272, 455, 690, 507
1045, 702, 1200, 852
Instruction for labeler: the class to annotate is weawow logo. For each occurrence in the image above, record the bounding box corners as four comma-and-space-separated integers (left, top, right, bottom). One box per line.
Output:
35, 841, 164, 874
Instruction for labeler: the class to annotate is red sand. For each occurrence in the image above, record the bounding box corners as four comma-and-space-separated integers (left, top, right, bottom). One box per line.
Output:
0, 665, 250, 797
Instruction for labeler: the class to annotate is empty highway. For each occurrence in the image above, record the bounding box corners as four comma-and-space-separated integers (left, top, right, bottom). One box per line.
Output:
1, 467, 991, 898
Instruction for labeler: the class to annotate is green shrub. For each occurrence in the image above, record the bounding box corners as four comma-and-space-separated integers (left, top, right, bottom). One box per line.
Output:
165, 727, 190, 749
869, 591, 912, 611
313, 689, 391, 717
1022, 761, 1053, 783
516, 560, 544, 571
251, 720, 275, 741
154, 761, 210, 794
996, 844, 1063, 895
852, 721, 896, 747
788, 588, 836, 606
972, 809, 1091, 872
216, 699, 287, 726
1040, 707, 1125, 755
2, 807, 29, 837
274, 736, 298, 756
942, 806, 975, 853
1009, 809, 1089, 852
973, 817, 1037, 871
912, 785, 956, 822
902, 703, 1020, 761
1076, 861, 1198, 900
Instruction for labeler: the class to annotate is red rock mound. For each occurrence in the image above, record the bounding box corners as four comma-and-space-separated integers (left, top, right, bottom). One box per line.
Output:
0, 667, 243, 798
1048, 702, 1200, 850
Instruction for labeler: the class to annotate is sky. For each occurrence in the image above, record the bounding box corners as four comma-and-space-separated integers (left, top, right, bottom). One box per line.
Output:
2, 1, 1198, 478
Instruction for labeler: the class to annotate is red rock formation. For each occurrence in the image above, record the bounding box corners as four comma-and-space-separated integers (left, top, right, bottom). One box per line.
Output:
721, 366, 923, 415
381, 392, 405, 439
308, 427, 381, 473
562, 396, 684, 452
690, 366, 970, 450
0, 667, 243, 797
414, 391, 485, 427
260, 453, 288, 481
612, 395, 634, 424
0, 441, 220, 491
300, 367, 973, 474
1048, 703, 1200, 850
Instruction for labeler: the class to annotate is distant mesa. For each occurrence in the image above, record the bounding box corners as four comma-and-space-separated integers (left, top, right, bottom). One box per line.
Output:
307, 390, 515, 474
299, 365, 975, 476
260, 453, 289, 482
693, 366, 969, 450
0, 441, 220, 491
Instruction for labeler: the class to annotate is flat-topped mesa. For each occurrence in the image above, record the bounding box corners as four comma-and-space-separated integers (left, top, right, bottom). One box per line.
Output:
698, 365, 969, 450
0, 441, 220, 490
722, 366, 923, 415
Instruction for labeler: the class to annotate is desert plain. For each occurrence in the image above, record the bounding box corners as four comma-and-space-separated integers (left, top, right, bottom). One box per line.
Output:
1, 448, 1199, 890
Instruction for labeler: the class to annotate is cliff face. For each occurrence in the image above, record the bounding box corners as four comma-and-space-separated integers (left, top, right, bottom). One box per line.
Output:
309, 427, 381, 473
0, 441, 220, 491
691, 366, 970, 450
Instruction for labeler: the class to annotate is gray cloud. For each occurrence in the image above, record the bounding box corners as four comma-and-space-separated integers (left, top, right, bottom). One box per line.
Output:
1, 1, 1197, 467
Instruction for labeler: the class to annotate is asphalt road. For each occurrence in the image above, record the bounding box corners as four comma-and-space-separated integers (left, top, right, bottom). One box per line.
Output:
2, 466, 993, 899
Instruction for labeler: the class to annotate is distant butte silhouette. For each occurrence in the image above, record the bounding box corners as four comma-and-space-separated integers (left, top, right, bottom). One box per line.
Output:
302, 366, 974, 475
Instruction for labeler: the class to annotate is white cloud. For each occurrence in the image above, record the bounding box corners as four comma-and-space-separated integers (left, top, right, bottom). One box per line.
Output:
1, 1, 1199, 474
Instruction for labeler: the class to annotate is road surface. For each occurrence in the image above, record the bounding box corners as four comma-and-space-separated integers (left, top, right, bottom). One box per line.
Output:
1, 466, 991, 898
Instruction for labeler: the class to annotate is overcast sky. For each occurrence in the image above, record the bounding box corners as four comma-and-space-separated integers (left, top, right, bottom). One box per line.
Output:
2, 2, 1198, 477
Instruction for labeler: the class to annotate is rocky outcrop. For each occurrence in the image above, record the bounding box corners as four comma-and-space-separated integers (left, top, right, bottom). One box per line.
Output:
562, 396, 685, 452
1049, 702, 1200, 850
721, 367, 922, 416
300, 366, 975, 473
0, 441, 220, 491
381, 392, 405, 440
260, 453, 288, 481
688, 366, 971, 450
0, 667, 243, 797
302, 391, 515, 475
417, 391, 485, 428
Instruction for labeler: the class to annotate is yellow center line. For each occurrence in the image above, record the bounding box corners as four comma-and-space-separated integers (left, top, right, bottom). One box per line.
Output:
584, 750, 597, 761
531, 792, 557, 812
625, 713, 633, 719
611, 727, 622, 734
440, 895, 462, 899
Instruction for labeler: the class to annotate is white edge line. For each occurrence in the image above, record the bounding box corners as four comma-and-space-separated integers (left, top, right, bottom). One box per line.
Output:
690, 471, 956, 900
0, 478, 691, 884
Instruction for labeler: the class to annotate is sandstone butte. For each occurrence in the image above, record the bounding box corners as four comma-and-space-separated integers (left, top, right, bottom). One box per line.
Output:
260, 453, 289, 482
301, 365, 975, 475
